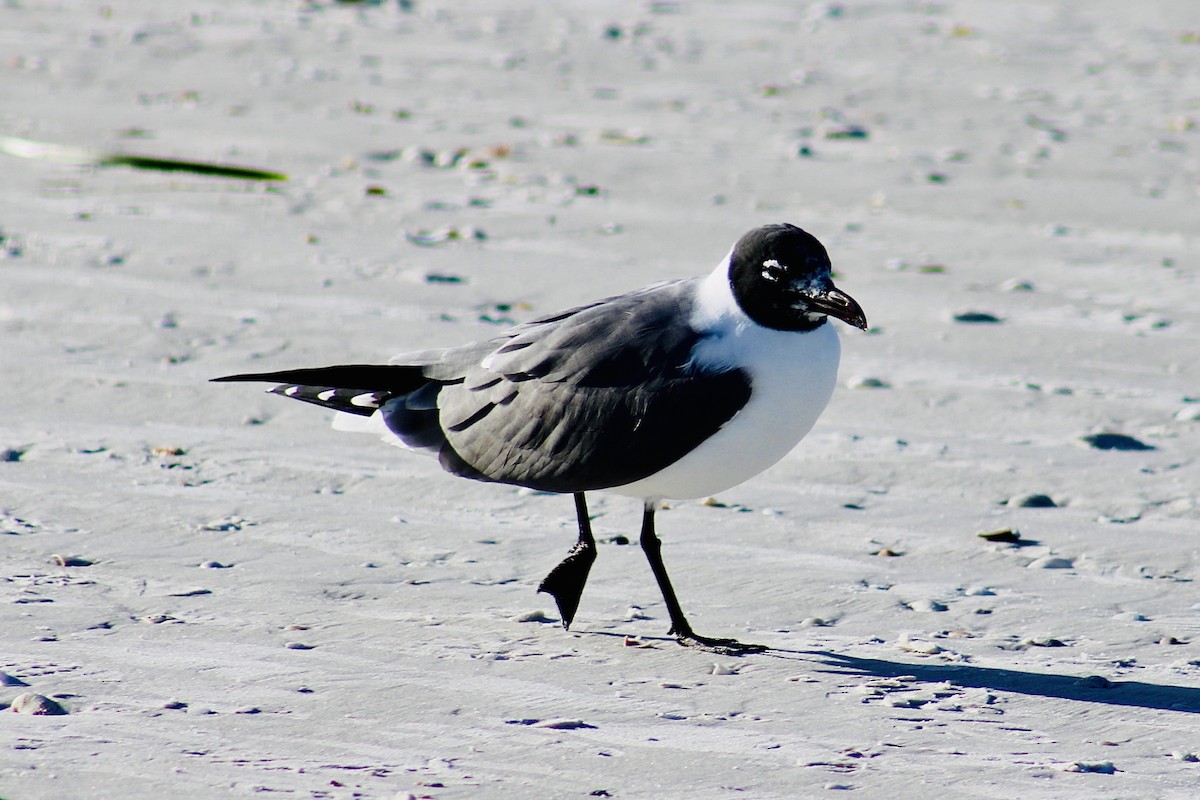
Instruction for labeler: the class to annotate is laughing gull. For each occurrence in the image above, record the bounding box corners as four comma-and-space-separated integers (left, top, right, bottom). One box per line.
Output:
214, 223, 867, 654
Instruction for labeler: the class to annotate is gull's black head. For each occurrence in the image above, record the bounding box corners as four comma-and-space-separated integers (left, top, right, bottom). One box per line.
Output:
727, 223, 868, 333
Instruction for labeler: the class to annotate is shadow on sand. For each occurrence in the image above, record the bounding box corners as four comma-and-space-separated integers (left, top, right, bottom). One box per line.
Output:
586, 631, 1199, 713
805, 650, 1200, 714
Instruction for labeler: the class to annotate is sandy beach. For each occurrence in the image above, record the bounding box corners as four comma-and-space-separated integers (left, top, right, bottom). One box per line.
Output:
2, 1, 1198, 797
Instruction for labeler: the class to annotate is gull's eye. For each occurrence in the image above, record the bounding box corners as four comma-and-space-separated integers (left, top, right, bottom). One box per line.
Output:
760, 259, 786, 282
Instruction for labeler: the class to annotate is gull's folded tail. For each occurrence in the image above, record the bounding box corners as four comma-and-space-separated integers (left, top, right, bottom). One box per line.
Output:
211, 364, 427, 417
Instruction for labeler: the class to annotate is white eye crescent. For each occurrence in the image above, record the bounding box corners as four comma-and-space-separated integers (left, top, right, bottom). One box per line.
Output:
761, 259, 785, 281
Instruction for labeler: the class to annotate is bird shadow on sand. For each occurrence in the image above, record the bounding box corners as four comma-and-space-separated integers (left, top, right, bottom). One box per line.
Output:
798, 649, 1200, 714
583, 632, 1199, 713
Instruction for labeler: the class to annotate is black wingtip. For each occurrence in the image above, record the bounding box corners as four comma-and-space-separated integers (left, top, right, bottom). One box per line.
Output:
210, 364, 425, 392
212, 369, 312, 383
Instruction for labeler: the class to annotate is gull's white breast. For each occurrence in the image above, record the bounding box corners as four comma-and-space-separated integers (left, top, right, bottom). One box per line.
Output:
608, 262, 842, 502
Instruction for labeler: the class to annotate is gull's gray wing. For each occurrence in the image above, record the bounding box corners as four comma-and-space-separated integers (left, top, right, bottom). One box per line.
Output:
384, 279, 752, 492
215, 280, 752, 493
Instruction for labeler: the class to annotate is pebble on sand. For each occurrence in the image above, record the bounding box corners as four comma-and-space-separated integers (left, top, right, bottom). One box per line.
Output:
0, 671, 30, 687
977, 529, 1021, 543
1061, 761, 1116, 774
51, 554, 95, 567
9, 692, 68, 715
1080, 433, 1155, 451
953, 311, 1004, 324
1007, 494, 1057, 508
197, 516, 250, 532
534, 718, 596, 730
1027, 555, 1074, 569
896, 637, 944, 655
907, 599, 949, 612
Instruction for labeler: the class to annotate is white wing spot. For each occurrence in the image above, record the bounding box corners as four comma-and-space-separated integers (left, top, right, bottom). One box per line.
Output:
283, 386, 300, 396
350, 393, 380, 408
317, 390, 337, 401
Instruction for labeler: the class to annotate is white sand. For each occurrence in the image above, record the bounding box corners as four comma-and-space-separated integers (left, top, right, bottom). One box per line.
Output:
2, 1, 1198, 797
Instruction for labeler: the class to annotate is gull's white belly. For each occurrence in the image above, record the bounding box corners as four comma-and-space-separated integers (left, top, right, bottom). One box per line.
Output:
609, 322, 841, 501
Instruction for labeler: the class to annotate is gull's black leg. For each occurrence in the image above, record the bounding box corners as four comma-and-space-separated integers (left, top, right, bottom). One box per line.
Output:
537, 492, 597, 629
639, 502, 766, 655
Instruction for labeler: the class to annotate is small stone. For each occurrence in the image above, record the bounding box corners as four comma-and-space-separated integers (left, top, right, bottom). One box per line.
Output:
284, 641, 315, 650
908, 599, 949, 612
1023, 637, 1067, 648
964, 586, 995, 596
0, 447, 24, 462
1007, 494, 1057, 508
0, 671, 29, 687
1062, 761, 1116, 774
1171, 751, 1199, 762
51, 554, 94, 567
9, 692, 68, 715
1001, 278, 1036, 292
234, 706, 262, 714
198, 516, 248, 532
883, 695, 928, 708
953, 311, 1003, 324
167, 588, 212, 598
1028, 556, 1074, 570
847, 376, 890, 389
711, 663, 738, 676
425, 273, 465, 284
1159, 636, 1187, 646
1080, 433, 1154, 451
151, 446, 186, 457
513, 610, 555, 624
978, 528, 1021, 543
534, 718, 596, 729
824, 124, 868, 140
162, 700, 188, 710
199, 560, 231, 569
